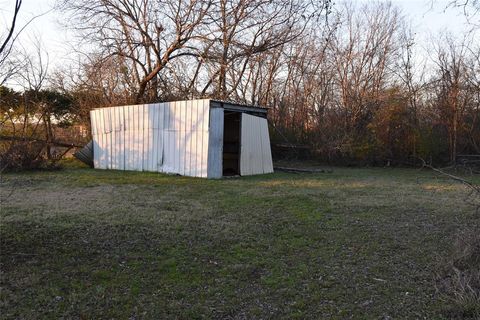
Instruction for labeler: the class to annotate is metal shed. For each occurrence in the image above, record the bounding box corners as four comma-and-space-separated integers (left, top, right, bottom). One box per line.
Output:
90, 99, 273, 178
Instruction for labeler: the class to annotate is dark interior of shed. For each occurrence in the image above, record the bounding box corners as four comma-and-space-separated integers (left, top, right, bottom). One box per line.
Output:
223, 111, 241, 176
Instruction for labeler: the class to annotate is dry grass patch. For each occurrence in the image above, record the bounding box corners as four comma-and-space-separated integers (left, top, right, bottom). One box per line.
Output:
0, 165, 479, 319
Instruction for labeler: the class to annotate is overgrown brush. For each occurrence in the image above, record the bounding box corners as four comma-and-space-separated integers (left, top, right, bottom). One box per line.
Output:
0, 141, 61, 172
436, 228, 480, 319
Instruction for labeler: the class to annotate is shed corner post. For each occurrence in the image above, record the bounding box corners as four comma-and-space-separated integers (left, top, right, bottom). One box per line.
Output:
207, 101, 224, 179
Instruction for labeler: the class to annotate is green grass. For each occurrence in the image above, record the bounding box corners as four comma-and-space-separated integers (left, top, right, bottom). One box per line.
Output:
1, 162, 479, 319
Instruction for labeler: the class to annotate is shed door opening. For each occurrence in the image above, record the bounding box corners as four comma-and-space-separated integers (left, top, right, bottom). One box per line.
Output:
223, 111, 241, 176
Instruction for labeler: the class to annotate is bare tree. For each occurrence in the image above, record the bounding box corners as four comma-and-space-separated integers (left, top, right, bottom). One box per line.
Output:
430, 34, 473, 163
330, 2, 402, 144
0, 0, 22, 84
445, 0, 480, 26
0, 1, 54, 85
393, 23, 428, 162
0, 0, 22, 56
464, 42, 480, 153
60, 0, 213, 103
47, 0, 479, 166
198, 0, 327, 100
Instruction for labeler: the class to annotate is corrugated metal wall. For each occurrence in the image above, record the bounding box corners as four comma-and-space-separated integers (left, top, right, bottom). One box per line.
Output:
91, 100, 210, 178
207, 107, 224, 179
240, 113, 274, 175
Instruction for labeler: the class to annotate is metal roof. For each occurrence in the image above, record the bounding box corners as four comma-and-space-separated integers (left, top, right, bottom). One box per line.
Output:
210, 99, 268, 110
210, 100, 268, 116
92, 99, 269, 115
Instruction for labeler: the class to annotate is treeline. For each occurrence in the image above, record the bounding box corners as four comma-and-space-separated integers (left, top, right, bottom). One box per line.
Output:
1, 0, 479, 167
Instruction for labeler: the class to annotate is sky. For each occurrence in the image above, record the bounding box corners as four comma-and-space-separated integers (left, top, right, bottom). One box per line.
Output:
392, 0, 479, 38
0, 0, 478, 84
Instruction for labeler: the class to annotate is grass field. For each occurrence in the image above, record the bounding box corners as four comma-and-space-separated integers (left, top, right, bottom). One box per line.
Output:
1, 163, 479, 319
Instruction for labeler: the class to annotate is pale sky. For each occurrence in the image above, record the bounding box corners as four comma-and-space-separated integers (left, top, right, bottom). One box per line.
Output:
0, 0, 478, 81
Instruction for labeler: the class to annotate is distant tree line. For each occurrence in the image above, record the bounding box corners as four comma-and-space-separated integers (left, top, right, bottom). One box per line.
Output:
1, 0, 479, 168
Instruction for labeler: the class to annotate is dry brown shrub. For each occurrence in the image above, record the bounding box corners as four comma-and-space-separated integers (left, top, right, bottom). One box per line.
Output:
436, 228, 480, 319
0, 141, 47, 171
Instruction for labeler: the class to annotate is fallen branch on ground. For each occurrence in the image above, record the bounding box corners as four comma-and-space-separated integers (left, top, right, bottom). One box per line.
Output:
274, 166, 332, 173
419, 158, 480, 195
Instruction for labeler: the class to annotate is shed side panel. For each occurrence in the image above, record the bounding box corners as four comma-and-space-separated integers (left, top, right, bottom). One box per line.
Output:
90, 110, 100, 169
123, 106, 130, 170
185, 100, 192, 176
124, 105, 143, 171
175, 101, 182, 174
110, 107, 117, 169
207, 106, 223, 179
125, 105, 133, 170
133, 105, 143, 171
124, 106, 133, 170
170, 101, 177, 173
162, 102, 176, 173
104, 106, 114, 170
104, 107, 113, 169
120, 106, 125, 170
254, 116, 261, 172
94, 109, 104, 169
240, 113, 252, 175
156, 103, 165, 172
240, 113, 273, 175
142, 104, 150, 171
97, 109, 108, 169
149, 104, 156, 171
91, 100, 211, 177
159, 99, 210, 177
125, 105, 134, 170
143, 104, 152, 171
200, 99, 210, 177
191, 100, 199, 176
134, 104, 141, 170
260, 117, 274, 173
174, 101, 181, 174
103, 109, 110, 169
179, 101, 186, 175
